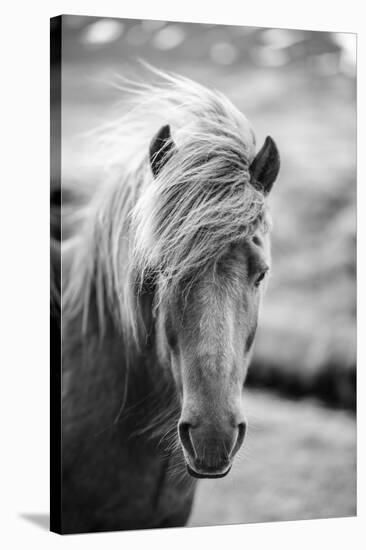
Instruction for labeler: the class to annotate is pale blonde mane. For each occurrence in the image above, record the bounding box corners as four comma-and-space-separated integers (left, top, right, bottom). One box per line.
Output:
62, 68, 269, 344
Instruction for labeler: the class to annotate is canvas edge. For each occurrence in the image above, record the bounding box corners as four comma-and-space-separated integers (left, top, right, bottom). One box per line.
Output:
50, 14, 62, 535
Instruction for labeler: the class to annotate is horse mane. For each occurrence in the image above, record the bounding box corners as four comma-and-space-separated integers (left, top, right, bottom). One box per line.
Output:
62, 67, 269, 346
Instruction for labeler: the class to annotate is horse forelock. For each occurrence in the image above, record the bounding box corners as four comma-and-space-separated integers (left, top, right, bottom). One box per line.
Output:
63, 68, 269, 345
132, 144, 268, 307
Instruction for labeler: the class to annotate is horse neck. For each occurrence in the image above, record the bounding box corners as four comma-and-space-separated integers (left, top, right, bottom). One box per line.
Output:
64, 278, 178, 433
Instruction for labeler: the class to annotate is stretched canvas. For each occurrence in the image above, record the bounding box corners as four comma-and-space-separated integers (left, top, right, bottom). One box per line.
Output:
50, 15, 356, 534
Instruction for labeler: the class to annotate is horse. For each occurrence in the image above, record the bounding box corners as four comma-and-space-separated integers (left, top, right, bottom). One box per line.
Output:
56, 69, 280, 534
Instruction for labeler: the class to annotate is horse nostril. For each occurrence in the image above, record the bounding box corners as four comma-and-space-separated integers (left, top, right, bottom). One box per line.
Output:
238, 422, 247, 440
231, 421, 247, 457
178, 422, 196, 459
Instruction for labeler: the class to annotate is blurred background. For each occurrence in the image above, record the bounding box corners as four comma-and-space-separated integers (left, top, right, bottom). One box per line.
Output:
53, 15, 356, 525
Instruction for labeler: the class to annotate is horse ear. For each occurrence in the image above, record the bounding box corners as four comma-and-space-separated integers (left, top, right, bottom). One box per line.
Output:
149, 124, 177, 178
249, 136, 280, 195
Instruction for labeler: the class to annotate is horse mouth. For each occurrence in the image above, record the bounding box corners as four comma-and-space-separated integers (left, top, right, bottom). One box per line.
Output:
186, 463, 232, 479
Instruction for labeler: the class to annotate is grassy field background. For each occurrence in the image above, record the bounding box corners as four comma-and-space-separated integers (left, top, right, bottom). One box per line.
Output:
54, 16, 356, 524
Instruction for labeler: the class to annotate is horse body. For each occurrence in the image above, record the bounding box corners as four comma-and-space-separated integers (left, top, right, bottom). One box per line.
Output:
58, 70, 280, 533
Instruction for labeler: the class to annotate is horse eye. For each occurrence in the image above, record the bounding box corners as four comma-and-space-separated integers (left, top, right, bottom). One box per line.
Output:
254, 270, 267, 287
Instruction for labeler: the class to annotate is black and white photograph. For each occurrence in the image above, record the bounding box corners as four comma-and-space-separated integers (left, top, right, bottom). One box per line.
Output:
49, 13, 357, 536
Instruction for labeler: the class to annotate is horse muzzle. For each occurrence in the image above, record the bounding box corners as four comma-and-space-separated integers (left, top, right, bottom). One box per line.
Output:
178, 420, 246, 479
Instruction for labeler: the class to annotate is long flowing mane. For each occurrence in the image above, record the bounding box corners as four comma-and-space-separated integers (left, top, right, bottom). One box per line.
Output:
62, 68, 269, 345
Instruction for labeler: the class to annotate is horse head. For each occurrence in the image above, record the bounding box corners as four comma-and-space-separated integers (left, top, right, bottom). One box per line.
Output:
134, 123, 280, 478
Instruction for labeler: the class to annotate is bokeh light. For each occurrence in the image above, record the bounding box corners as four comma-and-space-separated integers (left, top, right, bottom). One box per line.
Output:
81, 19, 124, 45
152, 25, 186, 50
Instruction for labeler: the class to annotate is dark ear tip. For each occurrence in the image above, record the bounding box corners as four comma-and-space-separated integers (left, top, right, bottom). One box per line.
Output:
265, 135, 278, 151
250, 135, 280, 195
264, 136, 280, 167
149, 124, 176, 178
157, 124, 171, 141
